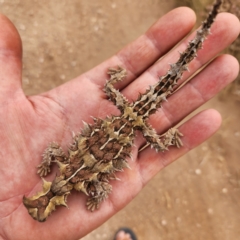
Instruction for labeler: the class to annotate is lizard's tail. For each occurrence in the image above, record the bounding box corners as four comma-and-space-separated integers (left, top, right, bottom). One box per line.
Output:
132, 0, 222, 119
23, 178, 69, 222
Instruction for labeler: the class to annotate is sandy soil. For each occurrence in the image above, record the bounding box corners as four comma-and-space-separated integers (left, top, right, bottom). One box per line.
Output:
1, 1, 240, 239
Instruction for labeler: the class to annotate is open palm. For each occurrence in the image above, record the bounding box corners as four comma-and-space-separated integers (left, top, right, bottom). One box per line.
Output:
0, 7, 239, 240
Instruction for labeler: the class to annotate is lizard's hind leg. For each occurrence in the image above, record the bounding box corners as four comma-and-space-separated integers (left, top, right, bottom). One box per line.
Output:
85, 181, 112, 211
104, 66, 129, 112
37, 142, 68, 177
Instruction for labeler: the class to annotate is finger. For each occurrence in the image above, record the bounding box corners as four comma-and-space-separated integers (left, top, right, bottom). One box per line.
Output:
134, 54, 238, 149
138, 109, 222, 185
0, 14, 23, 97
52, 12, 238, 124
122, 12, 240, 100
45, 7, 196, 106
85, 7, 196, 88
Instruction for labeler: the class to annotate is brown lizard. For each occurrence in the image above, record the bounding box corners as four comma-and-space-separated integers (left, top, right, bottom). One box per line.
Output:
23, 0, 223, 222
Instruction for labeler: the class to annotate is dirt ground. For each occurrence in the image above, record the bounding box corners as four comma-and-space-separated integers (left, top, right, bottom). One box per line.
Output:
1, 0, 240, 239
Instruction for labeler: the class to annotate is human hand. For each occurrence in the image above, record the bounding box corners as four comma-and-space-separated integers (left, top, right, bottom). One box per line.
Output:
0, 6, 239, 240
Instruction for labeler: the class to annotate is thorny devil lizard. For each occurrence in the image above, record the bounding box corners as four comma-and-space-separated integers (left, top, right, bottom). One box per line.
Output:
23, 0, 223, 222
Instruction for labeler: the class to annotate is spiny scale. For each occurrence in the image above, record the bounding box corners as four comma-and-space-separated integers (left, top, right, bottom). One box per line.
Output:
23, 0, 222, 222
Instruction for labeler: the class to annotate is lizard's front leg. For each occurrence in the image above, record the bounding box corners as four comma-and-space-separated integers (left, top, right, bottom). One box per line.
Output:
139, 122, 183, 152
37, 142, 68, 177
104, 66, 129, 112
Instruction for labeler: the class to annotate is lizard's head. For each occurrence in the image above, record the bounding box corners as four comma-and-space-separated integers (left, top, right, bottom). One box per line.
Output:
23, 178, 70, 222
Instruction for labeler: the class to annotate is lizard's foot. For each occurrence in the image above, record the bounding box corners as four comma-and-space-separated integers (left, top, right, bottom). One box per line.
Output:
86, 181, 112, 211
107, 66, 127, 84
37, 142, 67, 177
86, 197, 101, 211
162, 128, 183, 149
37, 161, 51, 177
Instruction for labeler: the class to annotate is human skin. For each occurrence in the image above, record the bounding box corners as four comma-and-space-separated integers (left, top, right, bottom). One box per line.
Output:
0, 7, 239, 240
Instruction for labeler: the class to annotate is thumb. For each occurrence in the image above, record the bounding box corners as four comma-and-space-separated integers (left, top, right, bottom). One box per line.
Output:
0, 14, 22, 98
